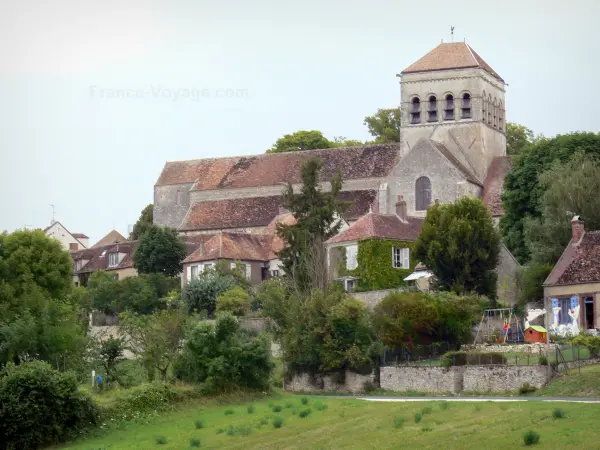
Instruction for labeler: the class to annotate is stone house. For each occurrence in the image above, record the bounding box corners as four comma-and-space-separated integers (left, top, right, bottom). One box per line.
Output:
543, 216, 600, 334
72, 240, 139, 287
44, 220, 89, 251
153, 41, 519, 302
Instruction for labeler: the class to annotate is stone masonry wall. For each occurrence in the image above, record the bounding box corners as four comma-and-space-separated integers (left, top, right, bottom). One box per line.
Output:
380, 366, 460, 393
286, 371, 374, 394
463, 366, 549, 392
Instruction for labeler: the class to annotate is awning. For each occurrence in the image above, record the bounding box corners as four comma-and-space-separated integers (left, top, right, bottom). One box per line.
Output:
403, 270, 433, 281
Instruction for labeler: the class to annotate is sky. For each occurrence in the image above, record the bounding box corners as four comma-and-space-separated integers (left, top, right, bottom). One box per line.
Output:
1, 0, 599, 244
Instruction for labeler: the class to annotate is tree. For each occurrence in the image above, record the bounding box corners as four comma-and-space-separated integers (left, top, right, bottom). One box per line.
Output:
331, 136, 364, 147
523, 152, 600, 265
414, 197, 500, 299
506, 122, 534, 156
129, 204, 154, 240
516, 264, 552, 310
181, 269, 237, 317
96, 337, 125, 385
276, 157, 348, 292
363, 107, 401, 143
501, 132, 600, 263
267, 130, 333, 153
133, 226, 187, 277
215, 286, 251, 316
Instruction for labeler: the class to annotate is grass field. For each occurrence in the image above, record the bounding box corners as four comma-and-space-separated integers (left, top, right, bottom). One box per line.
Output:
62, 393, 600, 449
535, 363, 600, 397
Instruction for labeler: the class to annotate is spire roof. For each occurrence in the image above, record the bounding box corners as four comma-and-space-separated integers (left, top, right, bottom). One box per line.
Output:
402, 42, 503, 82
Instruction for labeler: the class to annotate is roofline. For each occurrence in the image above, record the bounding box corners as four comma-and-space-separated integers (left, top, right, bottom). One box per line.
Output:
45, 220, 88, 249
183, 256, 268, 264
401, 64, 505, 83
543, 280, 600, 288
543, 237, 575, 286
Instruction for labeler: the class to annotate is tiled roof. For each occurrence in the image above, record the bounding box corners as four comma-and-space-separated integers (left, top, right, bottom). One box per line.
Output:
92, 230, 127, 248
483, 156, 511, 217
183, 233, 273, 263
401, 42, 504, 82
545, 231, 600, 286
325, 213, 424, 245
179, 190, 377, 231
429, 141, 482, 186
72, 241, 138, 274
155, 144, 399, 188
72, 233, 89, 239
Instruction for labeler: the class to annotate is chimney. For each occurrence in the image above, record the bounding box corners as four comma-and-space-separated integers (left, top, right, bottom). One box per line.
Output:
571, 215, 585, 246
395, 195, 407, 222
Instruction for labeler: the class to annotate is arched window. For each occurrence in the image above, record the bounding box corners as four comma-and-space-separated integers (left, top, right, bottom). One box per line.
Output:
487, 94, 492, 124
410, 97, 421, 124
498, 101, 504, 131
492, 98, 498, 128
428, 95, 437, 122
482, 91, 487, 122
444, 94, 454, 120
461, 93, 471, 118
415, 176, 432, 211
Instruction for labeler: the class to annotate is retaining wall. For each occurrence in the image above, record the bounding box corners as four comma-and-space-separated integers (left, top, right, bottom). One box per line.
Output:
286, 371, 374, 394
380, 366, 460, 393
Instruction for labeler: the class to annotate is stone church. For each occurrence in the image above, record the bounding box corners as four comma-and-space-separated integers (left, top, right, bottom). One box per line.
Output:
153, 42, 518, 303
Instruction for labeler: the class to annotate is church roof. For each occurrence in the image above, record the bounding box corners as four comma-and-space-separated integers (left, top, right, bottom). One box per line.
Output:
325, 213, 424, 245
155, 144, 399, 188
402, 42, 504, 82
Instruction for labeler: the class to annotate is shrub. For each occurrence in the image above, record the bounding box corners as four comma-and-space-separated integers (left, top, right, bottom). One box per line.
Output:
216, 428, 224, 434
301, 396, 309, 405
247, 405, 255, 414
523, 430, 540, 446
272, 405, 282, 412
538, 354, 548, 366
552, 408, 566, 419
421, 406, 432, 415
216, 287, 252, 316
421, 426, 433, 432
315, 402, 328, 411
393, 417, 405, 428
260, 417, 268, 426
195, 419, 204, 429
0, 361, 99, 450
519, 383, 537, 395
299, 408, 311, 418
571, 334, 600, 357
285, 402, 294, 409
440, 402, 449, 410
272, 416, 284, 428
182, 270, 237, 316
102, 383, 186, 419
155, 436, 167, 445
224, 409, 234, 415
415, 412, 423, 423
441, 351, 506, 367
190, 438, 201, 447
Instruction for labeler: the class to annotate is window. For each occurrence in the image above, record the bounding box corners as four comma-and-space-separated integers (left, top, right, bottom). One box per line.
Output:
203, 263, 213, 271
410, 97, 421, 124
108, 252, 118, 267
69, 242, 78, 251
74, 260, 81, 271
461, 93, 471, 118
415, 176, 432, 211
346, 245, 358, 270
190, 265, 199, 280
345, 279, 355, 292
482, 90, 486, 122
392, 247, 410, 269
492, 99, 497, 128
553, 297, 578, 325
487, 94, 492, 124
498, 101, 504, 131
444, 94, 454, 120
427, 95, 437, 122
271, 269, 280, 277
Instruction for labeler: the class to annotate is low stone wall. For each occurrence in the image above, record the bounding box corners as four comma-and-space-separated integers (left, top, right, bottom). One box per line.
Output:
352, 289, 405, 309
286, 371, 374, 394
463, 366, 549, 392
380, 366, 460, 393
462, 343, 556, 354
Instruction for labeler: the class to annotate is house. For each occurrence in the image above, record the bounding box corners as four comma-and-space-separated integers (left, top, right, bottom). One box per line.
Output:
72, 240, 139, 287
92, 229, 127, 248
153, 41, 520, 302
44, 220, 89, 251
543, 216, 600, 334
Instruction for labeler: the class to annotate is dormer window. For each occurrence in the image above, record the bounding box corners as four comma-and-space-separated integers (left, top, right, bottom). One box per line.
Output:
410, 97, 421, 124
108, 252, 119, 267
74, 259, 82, 271
444, 94, 454, 120
461, 93, 471, 118
427, 95, 437, 122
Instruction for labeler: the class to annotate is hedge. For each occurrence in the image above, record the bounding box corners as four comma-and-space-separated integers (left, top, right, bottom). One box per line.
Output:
441, 351, 507, 367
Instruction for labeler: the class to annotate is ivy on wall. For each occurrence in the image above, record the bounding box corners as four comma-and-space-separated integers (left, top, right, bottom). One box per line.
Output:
334, 239, 416, 291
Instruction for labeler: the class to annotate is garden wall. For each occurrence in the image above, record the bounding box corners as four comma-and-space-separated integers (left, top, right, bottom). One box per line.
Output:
462, 366, 549, 392
380, 366, 460, 393
462, 343, 556, 354
286, 371, 374, 394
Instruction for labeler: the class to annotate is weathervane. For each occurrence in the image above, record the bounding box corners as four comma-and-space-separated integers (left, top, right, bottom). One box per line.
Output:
451, 26, 455, 42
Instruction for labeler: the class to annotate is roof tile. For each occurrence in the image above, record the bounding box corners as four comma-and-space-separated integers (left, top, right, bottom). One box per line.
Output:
548, 231, 600, 286
326, 213, 424, 245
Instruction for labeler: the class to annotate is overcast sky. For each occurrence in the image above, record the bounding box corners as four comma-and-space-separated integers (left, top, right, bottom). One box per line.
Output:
1, 0, 599, 243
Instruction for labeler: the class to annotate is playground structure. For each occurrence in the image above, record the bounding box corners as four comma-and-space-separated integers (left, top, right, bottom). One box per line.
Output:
474, 308, 525, 344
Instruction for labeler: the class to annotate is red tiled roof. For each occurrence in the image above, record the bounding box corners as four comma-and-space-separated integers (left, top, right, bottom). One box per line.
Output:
402, 42, 504, 82
483, 156, 511, 217
179, 190, 377, 231
545, 231, 600, 286
72, 233, 89, 239
183, 233, 273, 263
155, 144, 399, 188
325, 213, 424, 245
72, 241, 138, 273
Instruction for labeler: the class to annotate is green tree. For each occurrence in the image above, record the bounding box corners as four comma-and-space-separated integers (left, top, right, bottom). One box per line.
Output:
501, 132, 600, 263
277, 157, 348, 292
331, 136, 364, 147
129, 204, 154, 240
414, 197, 500, 299
182, 269, 237, 316
133, 226, 187, 277
267, 130, 332, 153
524, 152, 600, 265
363, 107, 401, 143
516, 264, 552, 309
506, 122, 535, 156
96, 337, 125, 385
215, 286, 251, 316
86, 271, 120, 314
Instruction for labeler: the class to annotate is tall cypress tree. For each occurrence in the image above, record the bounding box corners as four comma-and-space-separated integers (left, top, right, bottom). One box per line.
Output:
276, 157, 348, 292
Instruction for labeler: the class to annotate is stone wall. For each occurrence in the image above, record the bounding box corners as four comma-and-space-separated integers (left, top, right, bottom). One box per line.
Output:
352, 289, 404, 309
462, 343, 556, 354
286, 371, 374, 394
463, 366, 549, 392
380, 366, 460, 393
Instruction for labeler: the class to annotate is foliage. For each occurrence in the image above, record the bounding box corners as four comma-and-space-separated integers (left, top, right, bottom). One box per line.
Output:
501, 132, 600, 263
552, 408, 566, 419
414, 412, 422, 423
267, 130, 332, 153
414, 197, 500, 299
190, 437, 201, 447
519, 383, 537, 395
363, 107, 401, 143
516, 264, 552, 308
272, 416, 284, 428
0, 229, 73, 300
254, 278, 289, 324
523, 152, 600, 265
174, 313, 273, 392
523, 430, 540, 446
372, 291, 482, 348
277, 157, 348, 292
0, 361, 99, 450
120, 309, 188, 382
133, 226, 187, 277
129, 204, 154, 240
441, 351, 507, 367
331, 136, 364, 147
182, 269, 237, 316
298, 408, 311, 418
216, 286, 251, 316
393, 417, 405, 428
506, 122, 535, 156
571, 334, 600, 358
97, 337, 126, 385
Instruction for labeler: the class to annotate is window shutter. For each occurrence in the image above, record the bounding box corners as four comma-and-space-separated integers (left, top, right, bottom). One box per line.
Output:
402, 248, 410, 269
246, 264, 251, 279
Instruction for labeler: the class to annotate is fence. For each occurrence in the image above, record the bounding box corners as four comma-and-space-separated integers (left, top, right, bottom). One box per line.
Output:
553, 343, 600, 373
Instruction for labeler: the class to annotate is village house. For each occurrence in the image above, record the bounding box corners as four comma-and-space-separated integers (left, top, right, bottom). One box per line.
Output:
44, 220, 89, 251
543, 216, 600, 334
153, 41, 520, 304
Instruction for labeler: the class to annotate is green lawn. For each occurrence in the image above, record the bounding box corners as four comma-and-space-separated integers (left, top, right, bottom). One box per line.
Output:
61, 393, 600, 449
536, 363, 600, 397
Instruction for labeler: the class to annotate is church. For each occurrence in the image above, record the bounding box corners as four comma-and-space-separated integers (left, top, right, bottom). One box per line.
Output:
153, 42, 518, 303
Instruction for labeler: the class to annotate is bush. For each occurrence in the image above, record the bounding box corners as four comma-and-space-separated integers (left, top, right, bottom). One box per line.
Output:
552, 408, 566, 419
301, 396, 309, 405
298, 408, 311, 418
182, 270, 237, 316
441, 351, 507, 367
315, 401, 328, 411
155, 436, 167, 445
523, 430, 540, 446
0, 361, 99, 450
195, 419, 204, 429
519, 383, 537, 395
421, 406, 432, 415
272, 416, 284, 428
272, 405, 282, 412
393, 417, 405, 428
538, 354, 548, 366
216, 287, 252, 316
247, 405, 255, 414
224, 409, 234, 415
415, 412, 423, 423
571, 334, 600, 357
259, 417, 268, 426
190, 437, 201, 447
